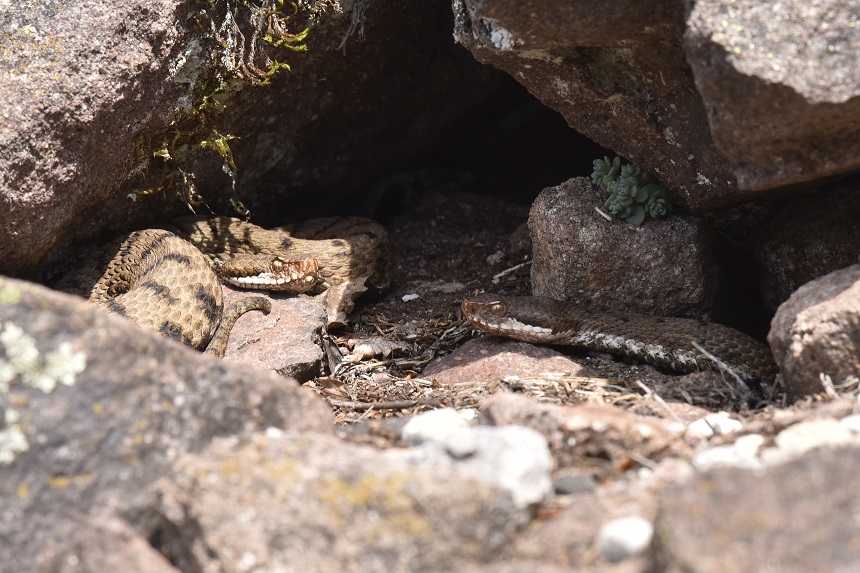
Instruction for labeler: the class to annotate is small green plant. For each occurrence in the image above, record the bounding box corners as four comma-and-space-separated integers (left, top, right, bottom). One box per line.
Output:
591, 156, 674, 226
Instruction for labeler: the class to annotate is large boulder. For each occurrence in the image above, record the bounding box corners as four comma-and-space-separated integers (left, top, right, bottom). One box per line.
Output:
0, 0, 500, 279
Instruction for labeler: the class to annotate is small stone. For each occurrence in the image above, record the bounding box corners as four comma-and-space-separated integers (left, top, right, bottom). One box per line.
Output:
686, 412, 744, 439
839, 413, 860, 434
596, 516, 654, 563
409, 425, 553, 509
774, 419, 856, 456
401, 408, 470, 446
692, 444, 762, 472
733, 434, 766, 457
553, 473, 596, 495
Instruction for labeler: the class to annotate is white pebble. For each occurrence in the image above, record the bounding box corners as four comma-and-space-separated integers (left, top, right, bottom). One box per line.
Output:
597, 516, 654, 562
401, 293, 419, 302
692, 444, 762, 471
401, 408, 469, 445
839, 413, 860, 434
686, 412, 744, 439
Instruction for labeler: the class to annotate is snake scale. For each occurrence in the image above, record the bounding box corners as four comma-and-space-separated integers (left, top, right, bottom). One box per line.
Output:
56, 216, 390, 355
462, 293, 777, 384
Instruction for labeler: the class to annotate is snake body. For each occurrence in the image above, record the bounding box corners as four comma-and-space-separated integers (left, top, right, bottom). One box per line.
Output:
462, 293, 776, 384
56, 217, 390, 354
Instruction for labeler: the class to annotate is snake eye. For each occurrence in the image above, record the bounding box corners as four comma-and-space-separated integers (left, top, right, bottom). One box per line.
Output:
489, 302, 506, 315
271, 258, 284, 271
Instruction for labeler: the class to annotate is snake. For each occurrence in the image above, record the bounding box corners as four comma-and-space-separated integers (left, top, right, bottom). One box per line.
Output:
56, 216, 390, 356
461, 293, 777, 384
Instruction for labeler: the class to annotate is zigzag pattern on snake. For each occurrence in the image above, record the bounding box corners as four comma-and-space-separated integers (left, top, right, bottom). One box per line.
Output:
462, 293, 777, 384
56, 216, 391, 355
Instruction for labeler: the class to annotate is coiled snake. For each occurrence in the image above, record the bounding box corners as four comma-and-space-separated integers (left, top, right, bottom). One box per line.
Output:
462, 293, 777, 384
57, 216, 390, 355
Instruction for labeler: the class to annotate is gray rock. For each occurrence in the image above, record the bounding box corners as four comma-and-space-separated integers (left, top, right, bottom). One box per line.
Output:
453, 0, 742, 211
553, 473, 597, 496
1, 0, 499, 279
768, 264, 860, 398
529, 178, 712, 318
153, 431, 533, 573
596, 516, 654, 563
0, 276, 332, 572
655, 446, 860, 571
409, 425, 554, 509
685, 0, 860, 192
757, 181, 860, 310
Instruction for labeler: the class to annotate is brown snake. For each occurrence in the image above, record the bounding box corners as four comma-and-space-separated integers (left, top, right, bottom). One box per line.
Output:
462, 293, 777, 384
56, 216, 390, 355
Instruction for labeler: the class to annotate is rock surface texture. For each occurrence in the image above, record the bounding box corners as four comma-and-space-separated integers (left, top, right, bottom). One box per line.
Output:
685, 0, 860, 191
756, 181, 860, 310
0, 277, 332, 571
655, 446, 860, 570
769, 264, 860, 398
454, 0, 860, 207
453, 0, 739, 210
529, 178, 713, 319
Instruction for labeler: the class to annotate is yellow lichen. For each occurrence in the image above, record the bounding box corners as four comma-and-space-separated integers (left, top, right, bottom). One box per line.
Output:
316, 472, 431, 537
0, 281, 23, 306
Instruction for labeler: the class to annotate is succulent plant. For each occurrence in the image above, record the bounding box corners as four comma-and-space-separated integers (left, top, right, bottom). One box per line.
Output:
591, 156, 673, 226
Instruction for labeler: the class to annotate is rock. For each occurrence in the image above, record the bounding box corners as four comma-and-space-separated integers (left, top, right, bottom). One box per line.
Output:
596, 516, 654, 563
654, 446, 860, 571
27, 514, 178, 573
221, 284, 327, 381
0, 276, 332, 572
153, 431, 534, 572
481, 393, 686, 480
839, 413, 860, 434
410, 425, 554, 509
553, 473, 597, 496
768, 264, 860, 398
684, 1, 860, 192
761, 419, 858, 466
422, 336, 594, 385
757, 181, 860, 310
1, 0, 500, 279
452, 0, 742, 210
529, 178, 712, 318
506, 475, 658, 569
401, 407, 471, 445
692, 444, 762, 472
686, 412, 744, 439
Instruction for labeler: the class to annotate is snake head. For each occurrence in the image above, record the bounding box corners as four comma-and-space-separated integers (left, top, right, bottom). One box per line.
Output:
218, 255, 320, 293
462, 293, 564, 343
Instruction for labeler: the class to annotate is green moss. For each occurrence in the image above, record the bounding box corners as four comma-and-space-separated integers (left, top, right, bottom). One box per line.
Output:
128, 0, 328, 218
